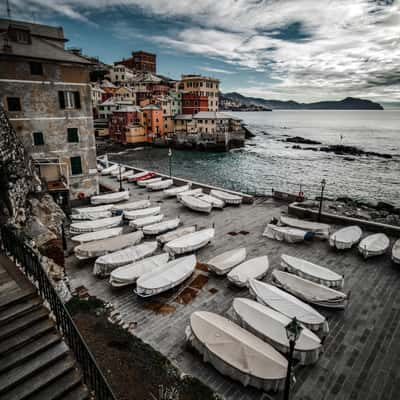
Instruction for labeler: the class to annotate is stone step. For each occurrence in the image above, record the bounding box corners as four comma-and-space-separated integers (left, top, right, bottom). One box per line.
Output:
0, 331, 61, 374
0, 307, 49, 341
28, 367, 84, 400
0, 340, 69, 394
0, 296, 43, 325
60, 384, 90, 400
2, 355, 76, 400
0, 288, 36, 311
0, 318, 54, 356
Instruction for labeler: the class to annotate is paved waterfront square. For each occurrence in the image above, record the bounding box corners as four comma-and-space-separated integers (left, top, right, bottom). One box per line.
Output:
66, 175, 400, 400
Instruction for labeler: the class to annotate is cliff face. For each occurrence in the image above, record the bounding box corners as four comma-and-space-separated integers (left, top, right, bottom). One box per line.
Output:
0, 106, 36, 225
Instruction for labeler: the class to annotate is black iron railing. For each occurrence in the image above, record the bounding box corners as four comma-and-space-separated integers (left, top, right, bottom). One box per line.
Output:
0, 225, 116, 400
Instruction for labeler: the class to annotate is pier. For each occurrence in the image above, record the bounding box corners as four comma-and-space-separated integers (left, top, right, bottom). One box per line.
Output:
66, 170, 400, 400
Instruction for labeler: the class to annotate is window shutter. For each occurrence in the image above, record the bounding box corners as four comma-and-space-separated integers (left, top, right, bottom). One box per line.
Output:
67, 128, 79, 143
58, 91, 65, 109
70, 156, 82, 175
74, 91, 81, 109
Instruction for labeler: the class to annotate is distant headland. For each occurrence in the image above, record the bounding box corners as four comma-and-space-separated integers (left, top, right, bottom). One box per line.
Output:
220, 92, 384, 110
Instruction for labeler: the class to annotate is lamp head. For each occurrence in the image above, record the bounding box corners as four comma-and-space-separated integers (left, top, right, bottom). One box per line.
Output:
285, 317, 303, 342
321, 178, 326, 187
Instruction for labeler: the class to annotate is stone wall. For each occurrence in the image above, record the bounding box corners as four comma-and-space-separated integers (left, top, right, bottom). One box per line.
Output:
0, 105, 36, 224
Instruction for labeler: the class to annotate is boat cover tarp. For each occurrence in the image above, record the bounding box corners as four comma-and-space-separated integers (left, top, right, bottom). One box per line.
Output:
279, 216, 330, 238
281, 254, 344, 289
147, 179, 173, 191
164, 228, 214, 255
209, 189, 242, 205
156, 226, 196, 244
75, 231, 143, 259
358, 233, 390, 258
392, 239, 400, 264
207, 248, 246, 275
101, 164, 118, 175
71, 227, 123, 244
71, 211, 112, 221
73, 204, 113, 214
135, 255, 196, 297
180, 195, 211, 213
91, 191, 130, 205
129, 214, 164, 229
142, 218, 181, 235
186, 311, 287, 392
177, 188, 202, 201
197, 194, 225, 209
93, 241, 158, 276
110, 253, 169, 286
137, 177, 162, 187
163, 184, 191, 197
227, 256, 269, 287
124, 207, 161, 220
263, 224, 309, 243
249, 279, 329, 335
232, 298, 321, 365
110, 166, 125, 176
70, 216, 122, 234
329, 226, 362, 250
111, 200, 151, 212
272, 270, 347, 309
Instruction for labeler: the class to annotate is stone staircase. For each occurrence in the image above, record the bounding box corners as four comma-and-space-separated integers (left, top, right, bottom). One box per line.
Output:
0, 255, 90, 400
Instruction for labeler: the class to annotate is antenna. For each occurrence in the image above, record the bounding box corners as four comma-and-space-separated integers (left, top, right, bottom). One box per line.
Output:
6, 0, 12, 19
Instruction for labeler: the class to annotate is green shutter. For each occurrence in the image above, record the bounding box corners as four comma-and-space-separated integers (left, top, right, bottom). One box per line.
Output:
58, 91, 65, 109
70, 156, 82, 175
33, 132, 44, 146
67, 128, 79, 143
74, 91, 81, 109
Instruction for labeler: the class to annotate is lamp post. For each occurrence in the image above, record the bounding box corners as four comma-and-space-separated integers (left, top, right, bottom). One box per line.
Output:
56, 194, 67, 252
284, 317, 303, 400
317, 178, 326, 222
168, 147, 172, 178
118, 164, 123, 192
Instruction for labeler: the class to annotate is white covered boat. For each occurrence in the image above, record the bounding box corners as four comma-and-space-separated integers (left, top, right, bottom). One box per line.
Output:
272, 270, 348, 309
71, 211, 112, 221
116, 170, 134, 181
186, 311, 288, 392
72, 204, 113, 215
281, 254, 344, 289
71, 227, 123, 244
358, 233, 390, 258
249, 279, 329, 334
110, 253, 169, 287
263, 224, 311, 243
142, 218, 181, 235
74, 231, 143, 260
70, 215, 122, 234
111, 200, 151, 213
232, 298, 322, 366
110, 166, 125, 177
392, 239, 400, 264
197, 194, 225, 209
209, 189, 242, 205
227, 256, 269, 287
101, 164, 118, 175
207, 248, 247, 275
124, 206, 161, 220
137, 177, 162, 187
180, 195, 212, 213
129, 214, 164, 229
164, 228, 215, 255
127, 171, 150, 182
135, 255, 196, 297
163, 184, 191, 197
329, 226, 363, 250
147, 179, 173, 191
177, 188, 202, 201
91, 191, 130, 205
279, 216, 330, 238
93, 241, 158, 276
156, 226, 196, 244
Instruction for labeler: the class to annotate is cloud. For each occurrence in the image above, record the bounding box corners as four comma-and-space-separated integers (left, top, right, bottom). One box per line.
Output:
5, 0, 400, 101
200, 66, 236, 74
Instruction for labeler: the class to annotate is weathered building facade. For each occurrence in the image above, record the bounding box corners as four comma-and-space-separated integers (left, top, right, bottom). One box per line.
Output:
116, 50, 156, 73
0, 18, 98, 199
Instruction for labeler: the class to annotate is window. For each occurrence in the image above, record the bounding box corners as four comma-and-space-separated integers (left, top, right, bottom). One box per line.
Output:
30, 62, 43, 75
67, 128, 79, 143
7, 97, 22, 111
70, 156, 82, 175
58, 91, 81, 109
9, 28, 31, 43
32, 131, 44, 145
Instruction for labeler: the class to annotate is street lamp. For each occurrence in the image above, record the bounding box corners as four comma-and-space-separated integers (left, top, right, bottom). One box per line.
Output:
118, 164, 124, 192
168, 147, 173, 178
284, 317, 303, 400
317, 178, 327, 222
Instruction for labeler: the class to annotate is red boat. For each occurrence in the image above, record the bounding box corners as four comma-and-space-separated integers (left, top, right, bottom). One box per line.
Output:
134, 172, 156, 182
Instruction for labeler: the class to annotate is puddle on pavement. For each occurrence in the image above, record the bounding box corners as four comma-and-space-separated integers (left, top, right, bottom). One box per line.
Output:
175, 287, 199, 304
144, 302, 176, 314
196, 262, 209, 272
190, 274, 209, 290
209, 288, 218, 294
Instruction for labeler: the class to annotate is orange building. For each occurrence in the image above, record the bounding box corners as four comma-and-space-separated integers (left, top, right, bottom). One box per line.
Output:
142, 104, 163, 140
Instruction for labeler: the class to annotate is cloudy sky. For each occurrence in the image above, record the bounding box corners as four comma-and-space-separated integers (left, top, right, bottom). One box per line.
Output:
2, 0, 400, 103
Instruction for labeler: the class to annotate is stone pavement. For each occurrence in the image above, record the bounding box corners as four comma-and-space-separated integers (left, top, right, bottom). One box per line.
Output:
66, 175, 400, 400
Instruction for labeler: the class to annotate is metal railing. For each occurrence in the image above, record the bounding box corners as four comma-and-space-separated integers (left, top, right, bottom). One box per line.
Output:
0, 225, 116, 400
